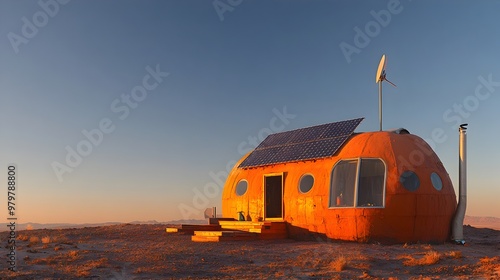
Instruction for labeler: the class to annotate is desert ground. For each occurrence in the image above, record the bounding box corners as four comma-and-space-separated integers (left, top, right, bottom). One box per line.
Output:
1, 224, 499, 279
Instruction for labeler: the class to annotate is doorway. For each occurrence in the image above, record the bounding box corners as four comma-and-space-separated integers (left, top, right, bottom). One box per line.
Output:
264, 174, 283, 220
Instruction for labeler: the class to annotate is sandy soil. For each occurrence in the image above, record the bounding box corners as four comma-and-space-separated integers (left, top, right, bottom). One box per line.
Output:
1, 224, 499, 279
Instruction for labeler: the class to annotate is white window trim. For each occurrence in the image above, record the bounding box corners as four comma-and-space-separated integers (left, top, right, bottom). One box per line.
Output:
328, 157, 387, 209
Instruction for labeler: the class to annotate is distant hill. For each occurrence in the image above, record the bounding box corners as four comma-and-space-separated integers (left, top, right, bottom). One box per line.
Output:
464, 215, 500, 230
0, 222, 124, 231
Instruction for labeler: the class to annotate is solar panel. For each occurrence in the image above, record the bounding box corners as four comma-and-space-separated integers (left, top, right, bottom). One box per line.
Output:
239, 117, 364, 168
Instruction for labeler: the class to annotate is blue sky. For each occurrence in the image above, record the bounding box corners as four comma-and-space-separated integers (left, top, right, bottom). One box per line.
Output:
1, 0, 499, 223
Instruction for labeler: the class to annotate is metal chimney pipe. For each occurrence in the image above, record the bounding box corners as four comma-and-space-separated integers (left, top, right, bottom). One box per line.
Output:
452, 123, 467, 244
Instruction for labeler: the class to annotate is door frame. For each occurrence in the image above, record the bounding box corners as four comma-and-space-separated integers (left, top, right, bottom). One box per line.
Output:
263, 172, 285, 221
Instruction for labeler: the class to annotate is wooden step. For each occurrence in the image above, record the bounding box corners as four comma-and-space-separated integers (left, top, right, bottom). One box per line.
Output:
248, 228, 287, 234
191, 230, 258, 242
165, 224, 221, 234
218, 221, 267, 227
176, 219, 289, 242
218, 221, 286, 230
208, 217, 236, 225
165, 228, 178, 233
194, 230, 257, 237
191, 235, 258, 242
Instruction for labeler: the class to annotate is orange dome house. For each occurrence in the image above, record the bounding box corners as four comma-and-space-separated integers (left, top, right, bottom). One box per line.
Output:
221, 118, 458, 243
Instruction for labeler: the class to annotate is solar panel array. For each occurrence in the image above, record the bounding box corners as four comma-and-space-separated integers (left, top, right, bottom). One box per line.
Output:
239, 117, 364, 168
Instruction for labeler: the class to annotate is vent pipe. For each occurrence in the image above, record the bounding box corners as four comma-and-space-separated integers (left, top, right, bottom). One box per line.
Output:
452, 123, 467, 244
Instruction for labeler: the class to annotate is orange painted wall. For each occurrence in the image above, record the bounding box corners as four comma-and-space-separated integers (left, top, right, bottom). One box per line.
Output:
222, 132, 457, 243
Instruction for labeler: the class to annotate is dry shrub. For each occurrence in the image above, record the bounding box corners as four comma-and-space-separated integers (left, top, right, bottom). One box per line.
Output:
419, 251, 441, 265
352, 252, 371, 262
29, 236, 40, 245
330, 255, 348, 272
359, 271, 372, 279
135, 267, 145, 274
274, 271, 286, 277
42, 236, 51, 244
51, 234, 69, 243
454, 264, 472, 274
67, 250, 82, 261
68, 250, 79, 259
27, 250, 86, 266
349, 253, 371, 271
351, 261, 371, 271
421, 244, 433, 250
447, 251, 463, 259
475, 257, 500, 275
17, 234, 29, 241
294, 251, 324, 268
479, 256, 499, 264
219, 266, 239, 273
76, 270, 90, 277
39, 257, 107, 278
85, 258, 108, 269
74, 258, 109, 277
29, 256, 55, 265
54, 246, 62, 251
402, 251, 440, 266
152, 253, 169, 262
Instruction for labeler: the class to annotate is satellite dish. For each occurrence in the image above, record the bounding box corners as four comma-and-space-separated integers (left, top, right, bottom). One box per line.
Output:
376, 54, 397, 87
376, 54, 397, 131
376, 55, 386, 83
204, 207, 214, 219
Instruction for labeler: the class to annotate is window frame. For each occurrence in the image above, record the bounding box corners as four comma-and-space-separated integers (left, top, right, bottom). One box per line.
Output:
329, 159, 359, 208
400, 170, 420, 192
328, 157, 387, 209
235, 179, 248, 196
263, 172, 285, 221
430, 172, 443, 191
298, 173, 315, 194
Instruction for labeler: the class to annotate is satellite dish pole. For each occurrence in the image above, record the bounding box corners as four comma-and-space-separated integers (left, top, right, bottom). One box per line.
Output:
375, 54, 397, 131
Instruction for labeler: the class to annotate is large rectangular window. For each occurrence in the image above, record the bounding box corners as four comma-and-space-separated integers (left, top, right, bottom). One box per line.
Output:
357, 159, 385, 207
329, 160, 357, 207
329, 158, 386, 208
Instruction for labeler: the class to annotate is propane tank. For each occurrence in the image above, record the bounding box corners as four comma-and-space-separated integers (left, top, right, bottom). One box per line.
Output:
237, 211, 245, 221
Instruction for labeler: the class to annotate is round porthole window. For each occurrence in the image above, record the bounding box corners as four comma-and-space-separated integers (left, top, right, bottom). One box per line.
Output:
400, 171, 420, 192
235, 180, 248, 196
299, 174, 314, 194
431, 173, 443, 191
